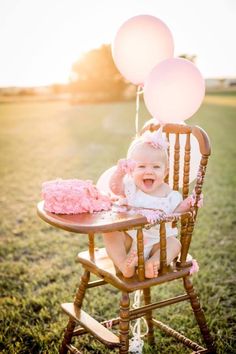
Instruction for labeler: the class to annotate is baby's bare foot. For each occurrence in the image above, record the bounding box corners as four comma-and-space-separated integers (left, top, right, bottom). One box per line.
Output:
121, 251, 138, 278
145, 260, 159, 278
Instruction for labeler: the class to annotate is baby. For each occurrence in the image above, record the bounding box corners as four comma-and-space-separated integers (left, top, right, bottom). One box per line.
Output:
103, 129, 197, 279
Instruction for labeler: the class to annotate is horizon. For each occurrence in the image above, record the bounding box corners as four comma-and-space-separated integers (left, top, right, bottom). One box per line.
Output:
0, 74, 235, 90
0, 0, 235, 87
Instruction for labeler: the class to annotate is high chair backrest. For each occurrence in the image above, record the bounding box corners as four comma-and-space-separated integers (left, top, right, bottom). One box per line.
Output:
141, 123, 211, 198
140, 123, 211, 272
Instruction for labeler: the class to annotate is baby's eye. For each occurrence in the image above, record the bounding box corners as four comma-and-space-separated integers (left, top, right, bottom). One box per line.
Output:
154, 165, 160, 169
138, 165, 145, 169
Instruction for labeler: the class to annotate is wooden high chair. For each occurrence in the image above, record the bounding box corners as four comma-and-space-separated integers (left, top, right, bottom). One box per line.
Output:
37, 123, 216, 353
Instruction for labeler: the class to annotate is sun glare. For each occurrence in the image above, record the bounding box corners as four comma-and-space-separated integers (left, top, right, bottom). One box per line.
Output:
0, 0, 106, 87
0, 0, 235, 87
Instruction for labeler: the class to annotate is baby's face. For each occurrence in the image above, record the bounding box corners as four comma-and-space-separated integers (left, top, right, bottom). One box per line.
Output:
130, 144, 168, 194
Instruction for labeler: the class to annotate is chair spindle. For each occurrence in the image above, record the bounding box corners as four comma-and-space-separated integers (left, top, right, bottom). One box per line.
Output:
88, 233, 95, 261
164, 132, 170, 184
137, 229, 145, 281
173, 133, 180, 191
183, 133, 191, 199
159, 222, 168, 274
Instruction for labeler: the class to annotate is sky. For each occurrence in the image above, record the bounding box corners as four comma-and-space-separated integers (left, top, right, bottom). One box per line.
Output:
0, 0, 235, 87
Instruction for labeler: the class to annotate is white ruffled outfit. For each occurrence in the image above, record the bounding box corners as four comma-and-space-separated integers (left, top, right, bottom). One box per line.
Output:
123, 176, 183, 260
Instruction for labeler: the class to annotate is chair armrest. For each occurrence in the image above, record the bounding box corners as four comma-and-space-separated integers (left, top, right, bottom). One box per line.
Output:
141, 210, 193, 230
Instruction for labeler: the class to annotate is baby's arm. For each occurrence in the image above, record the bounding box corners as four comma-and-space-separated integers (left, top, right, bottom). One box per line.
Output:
109, 167, 126, 196
174, 192, 203, 213
109, 158, 136, 196
174, 197, 192, 213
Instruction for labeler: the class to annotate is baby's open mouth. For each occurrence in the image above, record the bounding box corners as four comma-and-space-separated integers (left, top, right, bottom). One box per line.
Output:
143, 178, 155, 188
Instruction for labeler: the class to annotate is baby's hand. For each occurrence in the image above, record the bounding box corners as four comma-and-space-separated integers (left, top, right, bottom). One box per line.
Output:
117, 158, 137, 175
189, 192, 204, 208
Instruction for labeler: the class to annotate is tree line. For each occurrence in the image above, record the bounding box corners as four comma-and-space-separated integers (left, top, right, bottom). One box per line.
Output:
70, 44, 132, 102
69, 45, 196, 103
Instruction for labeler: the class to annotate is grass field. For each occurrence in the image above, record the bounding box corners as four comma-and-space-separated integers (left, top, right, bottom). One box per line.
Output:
0, 92, 236, 353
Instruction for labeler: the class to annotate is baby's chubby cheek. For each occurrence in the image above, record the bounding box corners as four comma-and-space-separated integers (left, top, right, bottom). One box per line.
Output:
131, 171, 141, 186
131, 170, 140, 181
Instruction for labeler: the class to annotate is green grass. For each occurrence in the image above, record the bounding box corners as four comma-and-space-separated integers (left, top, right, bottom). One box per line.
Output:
206, 89, 236, 96
0, 94, 236, 353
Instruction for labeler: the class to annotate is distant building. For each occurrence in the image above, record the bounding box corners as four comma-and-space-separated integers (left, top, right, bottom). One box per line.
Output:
206, 78, 236, 89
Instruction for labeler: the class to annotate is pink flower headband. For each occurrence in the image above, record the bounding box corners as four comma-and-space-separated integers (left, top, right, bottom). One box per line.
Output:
140, 128, 169, 150
127, 127, 169, 158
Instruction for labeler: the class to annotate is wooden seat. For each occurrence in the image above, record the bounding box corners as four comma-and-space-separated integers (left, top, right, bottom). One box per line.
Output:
77, 247, 192, 292
37, 123, 216, 353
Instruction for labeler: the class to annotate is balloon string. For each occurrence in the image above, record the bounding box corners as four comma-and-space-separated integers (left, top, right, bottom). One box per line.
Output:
130, 290, 148, 338
135, 85, 144, 136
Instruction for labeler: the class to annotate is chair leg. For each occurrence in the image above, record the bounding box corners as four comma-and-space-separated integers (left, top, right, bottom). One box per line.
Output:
183, 276, 216, 353
59, 318, 77, 354
119, 292, 130, 354
143, 287, 155, 346
74, 270, 90, 307
60, 270, 90, 354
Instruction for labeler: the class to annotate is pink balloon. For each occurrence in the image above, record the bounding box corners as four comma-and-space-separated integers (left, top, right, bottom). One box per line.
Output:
143, 58, 205, 123
112, 15, 174, 85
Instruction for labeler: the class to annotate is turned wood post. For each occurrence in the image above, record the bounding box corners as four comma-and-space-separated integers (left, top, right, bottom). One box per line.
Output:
173, 133, 180, 191
88, 233, 95, 261
143, 287, 155, 345
172, 133, 180, 229
74, 270, 90, 308
159, 222, 168, 274
60, 318, 77, 354
193, 155, 209, 221
164, 132, 170, 185
137, 229, 145, 281
119, 292, 130, 354
179, 214, 190, 267
183, 133, 191, 199
183, 276, 216, 353
179, 154, 209, 267
60, 270, 90, 353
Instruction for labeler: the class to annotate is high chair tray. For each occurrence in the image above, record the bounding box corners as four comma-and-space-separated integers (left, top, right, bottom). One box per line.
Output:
37, 201, 190, 235
37, 201, 149, 234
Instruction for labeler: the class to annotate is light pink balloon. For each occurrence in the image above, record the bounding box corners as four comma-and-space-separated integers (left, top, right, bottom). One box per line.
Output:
112, 15, 174, 85
143, 58, 205, 123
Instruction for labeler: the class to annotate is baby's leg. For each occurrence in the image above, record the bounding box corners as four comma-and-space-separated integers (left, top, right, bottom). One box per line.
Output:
102, 231, 137, 278
145, 237, 181, 278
